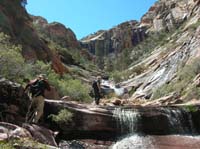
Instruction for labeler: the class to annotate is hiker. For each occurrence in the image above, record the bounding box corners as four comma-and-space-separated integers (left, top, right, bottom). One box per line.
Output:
92, 76, 102, 105
25, 74, 51, 123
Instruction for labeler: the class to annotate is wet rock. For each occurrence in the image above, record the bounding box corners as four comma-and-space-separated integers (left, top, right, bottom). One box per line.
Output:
22, 123, 58, 147
0, 122, 32, 140
44, 100, 200, 139
44, 100, 118, 140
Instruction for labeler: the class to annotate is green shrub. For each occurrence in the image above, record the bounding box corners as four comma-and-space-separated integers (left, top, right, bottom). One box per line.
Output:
188, 20, 200, 31
0, 32, 92, 103
0, 141, 15, 149
183, 86, 200, 101
184, 105, 198, 113
58, 78, 92, 102
110, 71, 123, 83
130, 64, 146, 76
49, 109, 73, 124
0, 33, 27, 82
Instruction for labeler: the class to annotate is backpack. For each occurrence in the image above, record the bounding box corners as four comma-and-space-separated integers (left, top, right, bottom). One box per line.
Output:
29, 80, 40, 97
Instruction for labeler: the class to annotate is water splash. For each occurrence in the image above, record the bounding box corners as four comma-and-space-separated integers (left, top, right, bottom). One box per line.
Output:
113, 108, 140, 134
112, 135, 155, 149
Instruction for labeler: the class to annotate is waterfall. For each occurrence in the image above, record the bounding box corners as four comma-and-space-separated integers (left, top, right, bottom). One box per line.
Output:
113, 108, 140, 134
111, 107, 197, 148
162, 108, 196, 134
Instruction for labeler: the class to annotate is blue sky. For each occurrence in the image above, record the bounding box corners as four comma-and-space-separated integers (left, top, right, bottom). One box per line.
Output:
27, 0, 157, 39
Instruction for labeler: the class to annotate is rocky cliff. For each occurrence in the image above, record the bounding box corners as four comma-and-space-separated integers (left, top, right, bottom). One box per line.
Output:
31, 15, 80, 49
80, 0, 200, 102
80, 0, 200, 69
80, 20, 146, 55
121, 0, 200, 100
0, 0, 72, 75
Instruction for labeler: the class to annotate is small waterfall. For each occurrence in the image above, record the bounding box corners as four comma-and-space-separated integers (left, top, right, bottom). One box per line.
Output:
113, 108, 140, 134
162, 108, 196, 134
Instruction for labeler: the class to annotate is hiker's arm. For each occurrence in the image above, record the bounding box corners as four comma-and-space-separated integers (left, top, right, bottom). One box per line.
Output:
97, 82, 101, 92
24, 84, 30, 92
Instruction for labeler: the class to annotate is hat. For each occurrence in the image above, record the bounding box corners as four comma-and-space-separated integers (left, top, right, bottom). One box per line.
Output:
38, 74, 47, 79
97, 76, 101, 80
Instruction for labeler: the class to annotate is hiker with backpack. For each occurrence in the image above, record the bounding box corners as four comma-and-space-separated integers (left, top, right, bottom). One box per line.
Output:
92, 76, 102, 105
25, 74, 51, 123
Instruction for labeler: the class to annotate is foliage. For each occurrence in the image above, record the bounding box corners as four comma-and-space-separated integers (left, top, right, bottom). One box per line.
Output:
184, 105, 198, 113
49, 109, 73, 124
110, 71, 123, 83
0, 33, 26, 82
0, 32, 92, 103
0, 141, 15, 149
130, 64, 146, 76
58, 78, 92, 102
188, 20, 200, 31
183, 86, 200, 101
0, 138, 49, 149
26, 62, 92, 102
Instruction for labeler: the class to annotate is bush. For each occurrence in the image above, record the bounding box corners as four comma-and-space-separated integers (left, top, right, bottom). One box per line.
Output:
58, 78, 92, 102
49, 109, 73, 125
0, 32, 92, 103
26, 62, 92, 102
0, 33, 26, 82
110, 71, 123, 83
0, 141, 14, 149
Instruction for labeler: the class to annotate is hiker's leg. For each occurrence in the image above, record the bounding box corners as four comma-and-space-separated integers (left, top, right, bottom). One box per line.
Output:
95, 94, 100, 105
33, 96, 44, 123
26, 97, 37, 122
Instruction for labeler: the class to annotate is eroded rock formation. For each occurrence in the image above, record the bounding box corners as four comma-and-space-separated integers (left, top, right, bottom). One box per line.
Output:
80, 21, 146, 55
31, 15, 80, 49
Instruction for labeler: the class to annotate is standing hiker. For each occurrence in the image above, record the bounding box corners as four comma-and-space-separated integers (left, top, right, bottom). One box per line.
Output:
25, 74, 50, 123
92, 76, 102, 105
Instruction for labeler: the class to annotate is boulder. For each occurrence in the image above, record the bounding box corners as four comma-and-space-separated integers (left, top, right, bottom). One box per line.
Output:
0, 78, 29, 124
44, 100, 200, 140
44, 86, 60, 100
22, 123, 58, 147
0, 122, 32, 140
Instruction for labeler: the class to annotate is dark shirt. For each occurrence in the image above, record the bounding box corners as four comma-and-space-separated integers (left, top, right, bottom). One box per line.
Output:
92, 80, 101, 94
27, 79, 50, 97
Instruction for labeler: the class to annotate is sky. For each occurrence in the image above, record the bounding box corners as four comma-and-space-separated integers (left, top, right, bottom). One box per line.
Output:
26, 0, 157, 39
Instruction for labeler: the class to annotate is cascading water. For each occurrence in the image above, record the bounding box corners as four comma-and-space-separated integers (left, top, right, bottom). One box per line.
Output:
111, 107, 198, 149
113, 108, 140, 134
112, 135, 155, 149
162, 108, 196, 134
